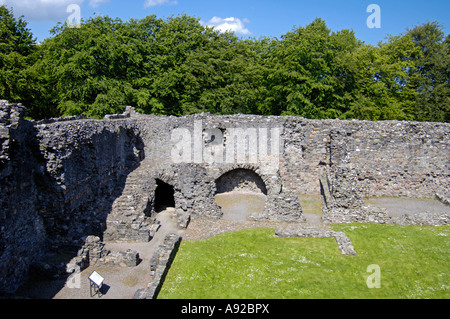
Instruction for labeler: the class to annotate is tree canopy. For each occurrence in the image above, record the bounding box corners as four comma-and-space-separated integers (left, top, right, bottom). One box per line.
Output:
0, 6, 448, 122
0, 5, 37, 114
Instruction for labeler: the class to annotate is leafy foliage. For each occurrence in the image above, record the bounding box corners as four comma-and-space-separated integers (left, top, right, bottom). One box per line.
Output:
0, 6, 448, 122
407, 21, 450, 122
0, 5, 39, 116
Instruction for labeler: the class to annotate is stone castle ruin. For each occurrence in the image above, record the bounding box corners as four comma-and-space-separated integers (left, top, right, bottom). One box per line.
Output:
0, 100, 449, 295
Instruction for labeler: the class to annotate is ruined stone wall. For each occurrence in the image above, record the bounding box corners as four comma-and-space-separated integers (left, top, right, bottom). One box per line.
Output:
0, 102, 145, 294
280, 118, 331, 195
35, 117, 145, 244
146, 113, 303, 222
0, 100, 449, 294
131, 112, 449, 222
330, 120, 449, 198
0, 101, 47, 293
279, 118, 450, 198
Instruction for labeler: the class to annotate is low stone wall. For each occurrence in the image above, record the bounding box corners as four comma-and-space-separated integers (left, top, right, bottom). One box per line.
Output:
323, 205, 449, 226
275, 227, 357, 256
134, 233, 181, 299
389, 212, 449, 226
322, 206, 391, 224
66, 236, 139, 275
104, 105, 138, 120
95, 249, 140, 268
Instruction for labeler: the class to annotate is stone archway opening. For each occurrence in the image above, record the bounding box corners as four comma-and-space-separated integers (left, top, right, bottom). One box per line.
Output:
214, 168, 267, 221
154, 179, 175, 213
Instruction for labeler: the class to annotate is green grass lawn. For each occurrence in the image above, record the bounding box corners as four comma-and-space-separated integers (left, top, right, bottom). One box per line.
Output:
158, 224, 450, 299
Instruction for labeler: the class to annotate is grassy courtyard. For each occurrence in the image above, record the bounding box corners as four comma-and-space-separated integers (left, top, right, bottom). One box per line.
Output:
158, 224, 449, 299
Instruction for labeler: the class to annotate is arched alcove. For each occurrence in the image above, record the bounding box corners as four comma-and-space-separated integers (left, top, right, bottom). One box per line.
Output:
214, 168, 267, 221
215, 168, 267, 195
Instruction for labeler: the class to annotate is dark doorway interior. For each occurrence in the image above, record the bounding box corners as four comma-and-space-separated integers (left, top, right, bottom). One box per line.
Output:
154, 179, 175, 212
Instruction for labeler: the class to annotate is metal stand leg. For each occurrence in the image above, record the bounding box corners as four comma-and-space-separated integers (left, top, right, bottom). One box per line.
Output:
89, 271, 104, 298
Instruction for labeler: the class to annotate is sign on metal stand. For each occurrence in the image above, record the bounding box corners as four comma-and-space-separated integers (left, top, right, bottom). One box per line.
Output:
89, 271, 104, 298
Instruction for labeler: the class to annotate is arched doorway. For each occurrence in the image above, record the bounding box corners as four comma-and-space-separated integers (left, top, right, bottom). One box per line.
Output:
214, 168, 267, 220
154, 179, 175, 213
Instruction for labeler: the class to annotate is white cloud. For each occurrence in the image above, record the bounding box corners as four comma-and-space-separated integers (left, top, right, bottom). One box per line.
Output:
0, 0, 109, 21
205, 16, 251, 35
144, 0, 177, 8
89, 0, 110, 8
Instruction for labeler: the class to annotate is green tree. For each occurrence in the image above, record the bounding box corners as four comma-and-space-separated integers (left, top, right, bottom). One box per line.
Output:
260, 18, 361, 118
33, 16, 132, 118
0, 5, 39, 116
1, 9, 447, 122
35, 14, 224, 118
180, 31, 266, 115
408, 21, 450, 122
141, 15, 214, 116
344, 34, 421, 120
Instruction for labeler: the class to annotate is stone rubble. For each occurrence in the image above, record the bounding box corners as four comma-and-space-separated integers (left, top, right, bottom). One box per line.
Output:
66, 236, 140, 274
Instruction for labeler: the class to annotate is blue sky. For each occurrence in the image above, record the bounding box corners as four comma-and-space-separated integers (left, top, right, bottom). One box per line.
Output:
2, 0, 449, 45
